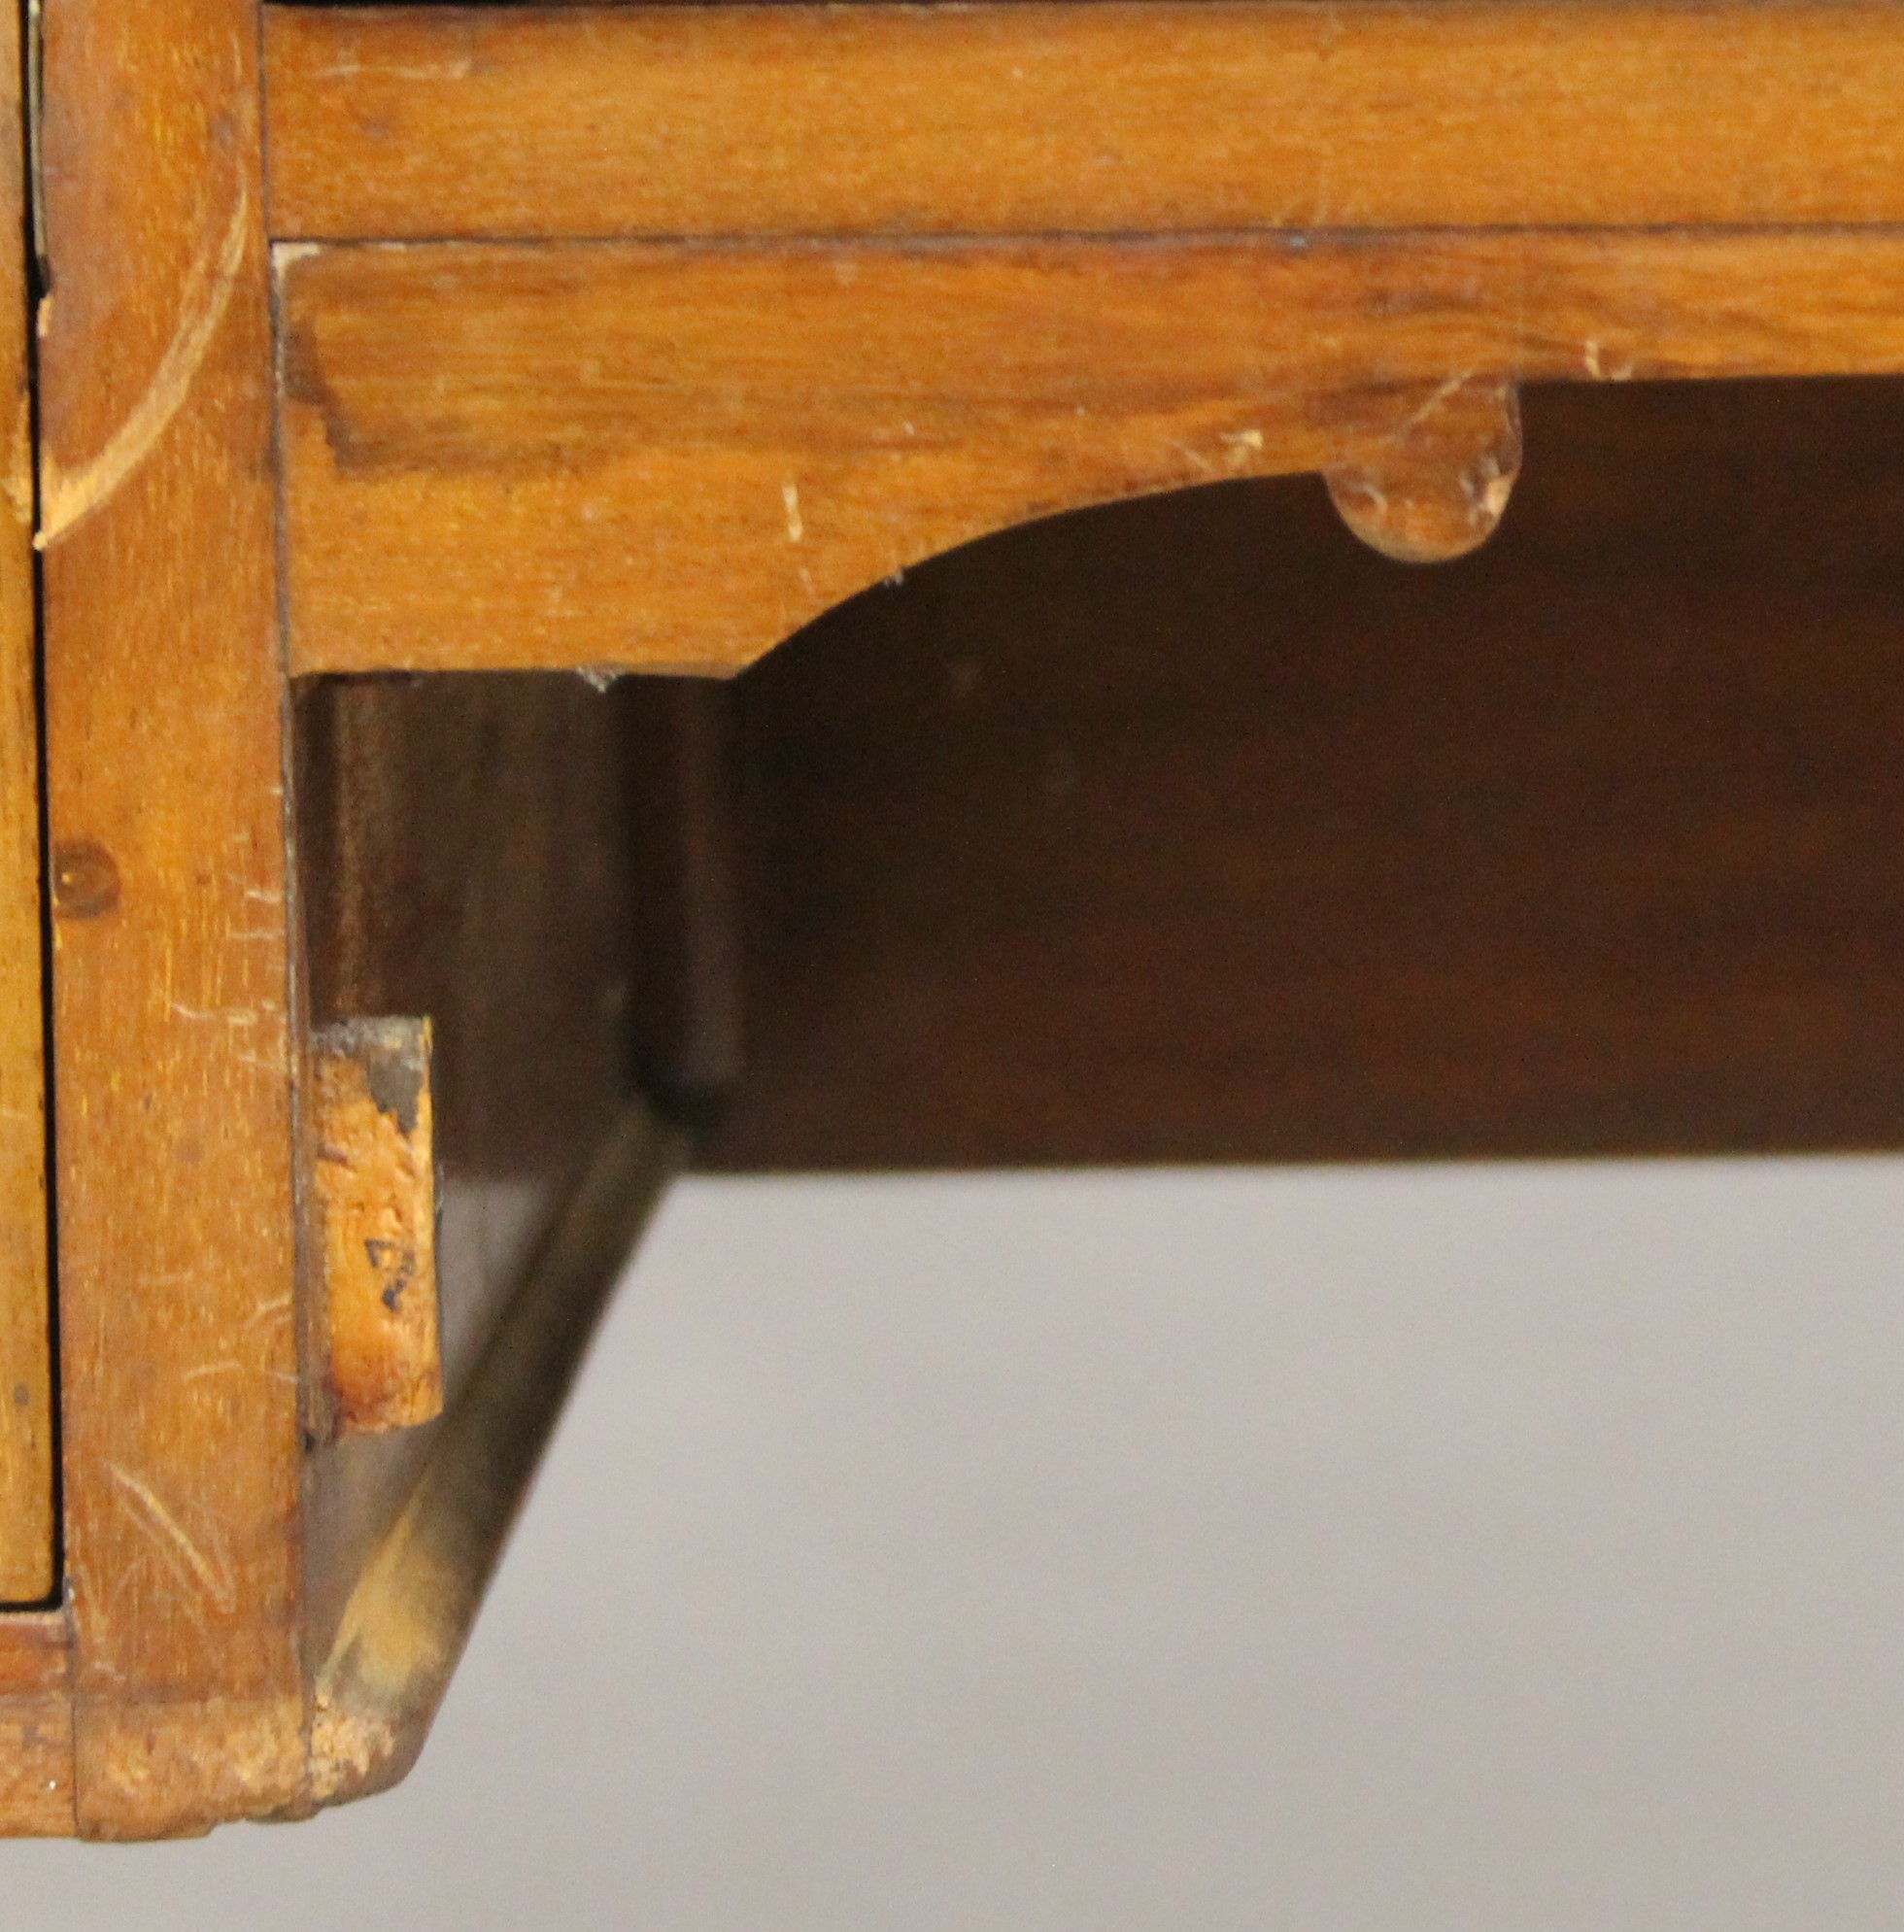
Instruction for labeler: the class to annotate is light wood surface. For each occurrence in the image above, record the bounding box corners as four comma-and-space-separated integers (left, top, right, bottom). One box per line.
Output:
313, 1019, 442, 1441
0, 0, 51, 1608
281, 231, 1904, 677
0, 1615, 75, 1836
38, 0, 303, 1836
264, 2, 1904, 242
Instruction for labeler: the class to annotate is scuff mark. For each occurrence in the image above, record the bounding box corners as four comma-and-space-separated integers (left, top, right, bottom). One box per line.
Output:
1167, 439, 1216, 479
1404, 370, 1476, 430
1583, 337, 1603, 379
312, 55, 475, 83
270, 240, 323, 277
38, 188, 250, 548
782, 480, 803, 543
182, 1361, 298, 1386
1581, 338, 1635, 383
107, 1464, 237, 1613
307, 1696, 404, 1807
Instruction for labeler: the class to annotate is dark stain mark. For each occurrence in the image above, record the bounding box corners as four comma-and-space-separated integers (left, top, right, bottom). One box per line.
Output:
320, 1015, 427, 1135
363, 1236, 415, 1312
51, 840, 120, 918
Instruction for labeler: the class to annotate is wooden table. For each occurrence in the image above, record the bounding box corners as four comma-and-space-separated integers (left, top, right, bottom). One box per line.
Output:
8, 0, 1904, 1838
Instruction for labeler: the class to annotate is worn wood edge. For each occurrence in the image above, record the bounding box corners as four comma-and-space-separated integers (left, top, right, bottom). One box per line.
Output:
313, 1017, 443, 1440
0, 1610, 71, 1693
263, 1, 1904, 241
0, 0, 52, 1609
0, 1695, 75, 1836
68, 1696, 305, 1841
295, 1102, 682, 1812
0, 1614, 76, 1836
9, 1616, 290, 1847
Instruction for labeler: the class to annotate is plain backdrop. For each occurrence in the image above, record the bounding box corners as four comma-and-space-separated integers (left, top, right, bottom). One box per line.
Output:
5, 1159, 1904, 1929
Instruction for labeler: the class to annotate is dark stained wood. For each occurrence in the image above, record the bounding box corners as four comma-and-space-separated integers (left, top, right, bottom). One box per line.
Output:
38, 0, 303, 1837
294, 674, 647, 1668
264, 3, 1904, 242
702, 379, 1904, 1169
625, 681, 746, 1116
277, 232, 1904, 679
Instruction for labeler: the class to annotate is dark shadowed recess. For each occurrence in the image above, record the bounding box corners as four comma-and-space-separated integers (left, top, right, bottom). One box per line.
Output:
699, 378, 1904, 1169
296, 379, 1904, 1181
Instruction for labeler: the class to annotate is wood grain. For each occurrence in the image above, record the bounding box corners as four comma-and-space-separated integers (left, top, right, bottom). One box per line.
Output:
704, 378, 1904, 1169
0, 1616, 76, 1838
280, 231, 1904, 677
264, 2, 1904, 242
39, 0, 304, 1836
0, 0, 51, 1607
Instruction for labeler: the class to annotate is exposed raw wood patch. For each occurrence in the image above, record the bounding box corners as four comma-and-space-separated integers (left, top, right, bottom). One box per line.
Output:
313, 1019, 442, 1439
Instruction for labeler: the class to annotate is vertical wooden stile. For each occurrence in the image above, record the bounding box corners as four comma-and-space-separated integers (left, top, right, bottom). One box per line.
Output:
0, 0, 51, 1608
38, 0, 304, 1835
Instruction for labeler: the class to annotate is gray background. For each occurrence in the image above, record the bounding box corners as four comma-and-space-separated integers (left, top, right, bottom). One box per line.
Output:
5, 1158, 1903, 1927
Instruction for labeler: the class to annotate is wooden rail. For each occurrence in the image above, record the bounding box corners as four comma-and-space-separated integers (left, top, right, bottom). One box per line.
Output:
265, 2, 1904, 241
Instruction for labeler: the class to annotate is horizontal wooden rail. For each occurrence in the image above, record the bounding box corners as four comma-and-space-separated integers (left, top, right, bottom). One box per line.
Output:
266, 1, 1904, 242
280, 229, 1904, 676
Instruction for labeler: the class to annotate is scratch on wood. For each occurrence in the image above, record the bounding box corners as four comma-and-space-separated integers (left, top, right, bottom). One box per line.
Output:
311, 55, 474, 83
2, 372, 31, 528
106, 1465, 237, 1613
1404, 369, 1477, 429
1581, 337, 1636, 382
37, 188, 250, 547
781, 480, 803, 543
